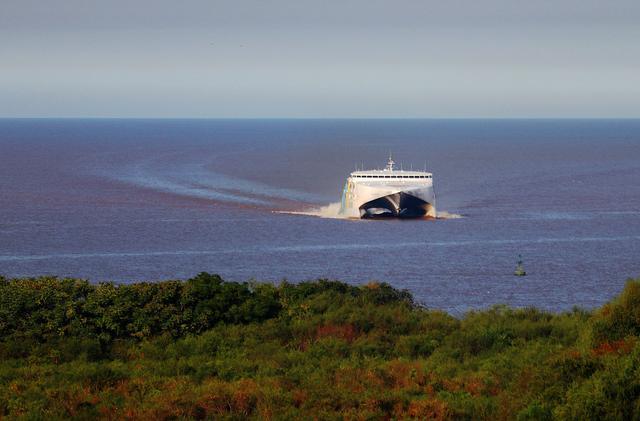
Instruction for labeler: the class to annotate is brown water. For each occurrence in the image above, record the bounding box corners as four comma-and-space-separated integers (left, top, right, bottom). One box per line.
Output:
1, 119, 639, 314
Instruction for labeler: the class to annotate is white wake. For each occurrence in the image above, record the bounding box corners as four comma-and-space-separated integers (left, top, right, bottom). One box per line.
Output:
436, 211, 465, 219
275, 203, 464, 220
274, 202, 352, 219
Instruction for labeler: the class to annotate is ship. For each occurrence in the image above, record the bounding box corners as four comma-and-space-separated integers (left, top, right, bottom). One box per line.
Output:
339, 156, 436, 219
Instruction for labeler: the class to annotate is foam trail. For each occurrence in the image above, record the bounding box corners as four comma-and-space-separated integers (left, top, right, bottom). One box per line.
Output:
121, 167, 267, 205
437, 211, 465, 219
274, 202, 352, 219
96, 158, 327, 207
182, 164, 326, 203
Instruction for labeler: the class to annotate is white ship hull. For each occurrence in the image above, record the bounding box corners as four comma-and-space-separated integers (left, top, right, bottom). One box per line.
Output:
339, 158, 436, 219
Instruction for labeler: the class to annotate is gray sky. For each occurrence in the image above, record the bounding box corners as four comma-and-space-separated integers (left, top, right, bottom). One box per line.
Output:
1, 0, 639, 117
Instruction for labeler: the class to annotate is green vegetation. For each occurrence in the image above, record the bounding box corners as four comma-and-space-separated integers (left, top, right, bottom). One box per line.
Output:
1, 273, 640, 420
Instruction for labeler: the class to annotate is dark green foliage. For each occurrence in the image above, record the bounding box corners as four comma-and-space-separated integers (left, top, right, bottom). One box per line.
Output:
0, 273, 284, 355
0, 275, 639, 419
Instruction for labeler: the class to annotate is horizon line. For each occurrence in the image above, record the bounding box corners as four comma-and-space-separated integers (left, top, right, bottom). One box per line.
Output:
1, 116, 640, 120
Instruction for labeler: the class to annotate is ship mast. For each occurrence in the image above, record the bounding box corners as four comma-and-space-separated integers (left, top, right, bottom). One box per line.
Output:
386, 154, 395, 171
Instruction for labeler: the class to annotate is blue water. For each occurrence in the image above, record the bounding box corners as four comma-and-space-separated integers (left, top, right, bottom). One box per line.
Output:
1, 119, 639, 314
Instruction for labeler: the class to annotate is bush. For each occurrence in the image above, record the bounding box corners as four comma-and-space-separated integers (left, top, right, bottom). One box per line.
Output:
0, 275, 639, 419
590, 279, 640, 345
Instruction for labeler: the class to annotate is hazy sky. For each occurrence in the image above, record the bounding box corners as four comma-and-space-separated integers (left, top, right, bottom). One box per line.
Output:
1, 0, 639, 117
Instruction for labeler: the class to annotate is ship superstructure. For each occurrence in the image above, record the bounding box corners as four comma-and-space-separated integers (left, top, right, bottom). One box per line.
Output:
340, 156, 436, 219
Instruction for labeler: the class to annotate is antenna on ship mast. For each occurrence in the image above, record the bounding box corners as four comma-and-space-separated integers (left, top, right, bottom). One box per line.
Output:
386, 153, 395, 171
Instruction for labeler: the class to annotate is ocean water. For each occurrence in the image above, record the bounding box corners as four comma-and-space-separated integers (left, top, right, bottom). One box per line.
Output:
1, 119, 639, 314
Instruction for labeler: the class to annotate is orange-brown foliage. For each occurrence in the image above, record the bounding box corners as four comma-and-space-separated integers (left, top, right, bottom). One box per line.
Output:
462, 377, 484, 396
334, 367, 367, 394
291, 388, 308, 408
231, 379, 260, 415
592, 338, 636, 356
406, 398, 451, 420
195, 380, 233, 415
441, 378, 462, 393
316, 323, 359, 343
385, 360, 426, 390
567, 349, 582, 359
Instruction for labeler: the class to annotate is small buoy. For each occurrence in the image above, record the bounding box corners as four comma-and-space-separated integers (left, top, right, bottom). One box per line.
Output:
514, 254, 527, 276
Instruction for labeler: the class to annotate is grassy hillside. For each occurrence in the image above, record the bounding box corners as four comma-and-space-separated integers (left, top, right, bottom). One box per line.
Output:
1, 273, 639, 420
